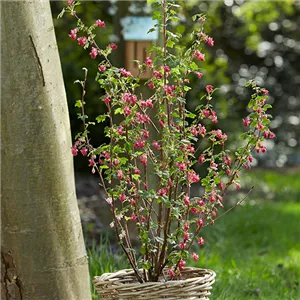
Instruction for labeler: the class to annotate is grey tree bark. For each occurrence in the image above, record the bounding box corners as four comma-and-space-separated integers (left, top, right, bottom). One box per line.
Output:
1, 1, 91, 299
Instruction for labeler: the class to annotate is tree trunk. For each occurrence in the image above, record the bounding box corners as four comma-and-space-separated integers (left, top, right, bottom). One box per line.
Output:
1, 1, 91, 299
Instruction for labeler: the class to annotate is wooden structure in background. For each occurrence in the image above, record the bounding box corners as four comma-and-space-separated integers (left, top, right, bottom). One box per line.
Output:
121, 17, 158, 79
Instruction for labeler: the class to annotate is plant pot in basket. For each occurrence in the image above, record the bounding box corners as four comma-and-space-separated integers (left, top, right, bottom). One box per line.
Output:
93, 267, 216, 300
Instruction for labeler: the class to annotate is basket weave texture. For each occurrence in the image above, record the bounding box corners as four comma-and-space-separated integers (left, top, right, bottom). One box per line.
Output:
93, 267, 216, 299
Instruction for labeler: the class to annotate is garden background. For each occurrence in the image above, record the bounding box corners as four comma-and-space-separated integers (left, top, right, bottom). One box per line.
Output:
50, 1, 300, 299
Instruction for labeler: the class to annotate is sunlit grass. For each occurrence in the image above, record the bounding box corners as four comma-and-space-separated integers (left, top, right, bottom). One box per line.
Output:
88, 169, 300, 299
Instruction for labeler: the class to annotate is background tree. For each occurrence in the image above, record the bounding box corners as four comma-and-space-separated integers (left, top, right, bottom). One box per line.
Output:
1, 1, 91, 299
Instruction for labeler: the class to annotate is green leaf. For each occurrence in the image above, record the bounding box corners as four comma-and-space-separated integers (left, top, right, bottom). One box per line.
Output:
132, 174, 140, 181
57, 8, 65, 19
262, 118, 270, 126
184, 86, 191, 92
167, 40, 175, 48
263, 104, 272, 110
186, 113, 196, 119
114, 107, 123, 115
75, 100, 82, 108
96, 114, 107, 123
189, 62, 199, 71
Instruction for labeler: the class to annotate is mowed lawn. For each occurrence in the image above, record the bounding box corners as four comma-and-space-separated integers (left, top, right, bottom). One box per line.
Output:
89, 169, 300, 300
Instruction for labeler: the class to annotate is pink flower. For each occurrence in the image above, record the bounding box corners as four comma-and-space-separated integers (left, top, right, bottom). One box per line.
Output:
269, 131, 276, 139
117, 169, 123, 180
197, 237, 205, 246
69, 28, 78, 40
163, 85, 174, 96
108, 43, 118, 50
184, 232, 189, 242
243, 116, 250, 127
77, 36, 87, 47
96, 19, 106, 28
159, 120, 165, 127
134, 139, 145, 149
145, 57, 152, 67
103, 97, 111, 105
192, 50, 205, 61
191, 207, 197, 214
141, 216, 147, 222
177, 162, 187, 171
135, 112, 150, 124
179, 241, 186, 249
257, 122, 264, 131
98, 65, 106, 72
187, 171, 200, 183
211, 111, 218, 123
140, 100, 147, 108
203, 109, 210, 118
263, 89, 269, 95
71, 146, 78, 156
163, 65, 170, 75
124, 106, 131, 116
140, 154, 147, 166
198, 124, 207, 136
148, 81, 155, 89
198, 154, 205, 164
152, 141, 160, 150
219, 180, 224, 191
184, 222, 190, 231
178, 259, 186, 271
235, 182, 241, 190
224, 154, 231, 166
168, 268, 175, 278
88, 158, 95, 166
80, 148, 88, 156
195, 72, 203, 79
146, 99, 153, 108
204, 36, 214, 47
89, 47, 98, 59
114, 158, 119, 166
120, 68, 132, 77
158, 188, 167, 196
206, 85, 214, 93
67, 0, 74, 5
198, 200, 205, 207
191, 253, 199, 262
142, 130, 149, 139
130, 214, 138, 222
134, 168, 141, 175
197, 218, 204, 228
184, 195, 190, 206
119, 193, 126, 202
106, 197, 112, 205
154, 71, 163, 79
122, 93, 137, 105
190, 126, 198, 137
116, 126, 124, 135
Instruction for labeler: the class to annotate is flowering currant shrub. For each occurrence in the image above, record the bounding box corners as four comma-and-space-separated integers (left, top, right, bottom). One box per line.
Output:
60, 0, 275, 283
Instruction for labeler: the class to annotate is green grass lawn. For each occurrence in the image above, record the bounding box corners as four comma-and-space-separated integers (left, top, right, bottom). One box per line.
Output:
88, 169, 300, 299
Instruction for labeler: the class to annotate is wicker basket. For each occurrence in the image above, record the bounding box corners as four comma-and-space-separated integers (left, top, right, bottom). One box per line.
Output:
93, 267, 216, 299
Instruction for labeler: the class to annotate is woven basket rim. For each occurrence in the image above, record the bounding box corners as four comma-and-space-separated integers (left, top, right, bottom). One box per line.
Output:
94, 267, 216, 299
94, 267, 216, 286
